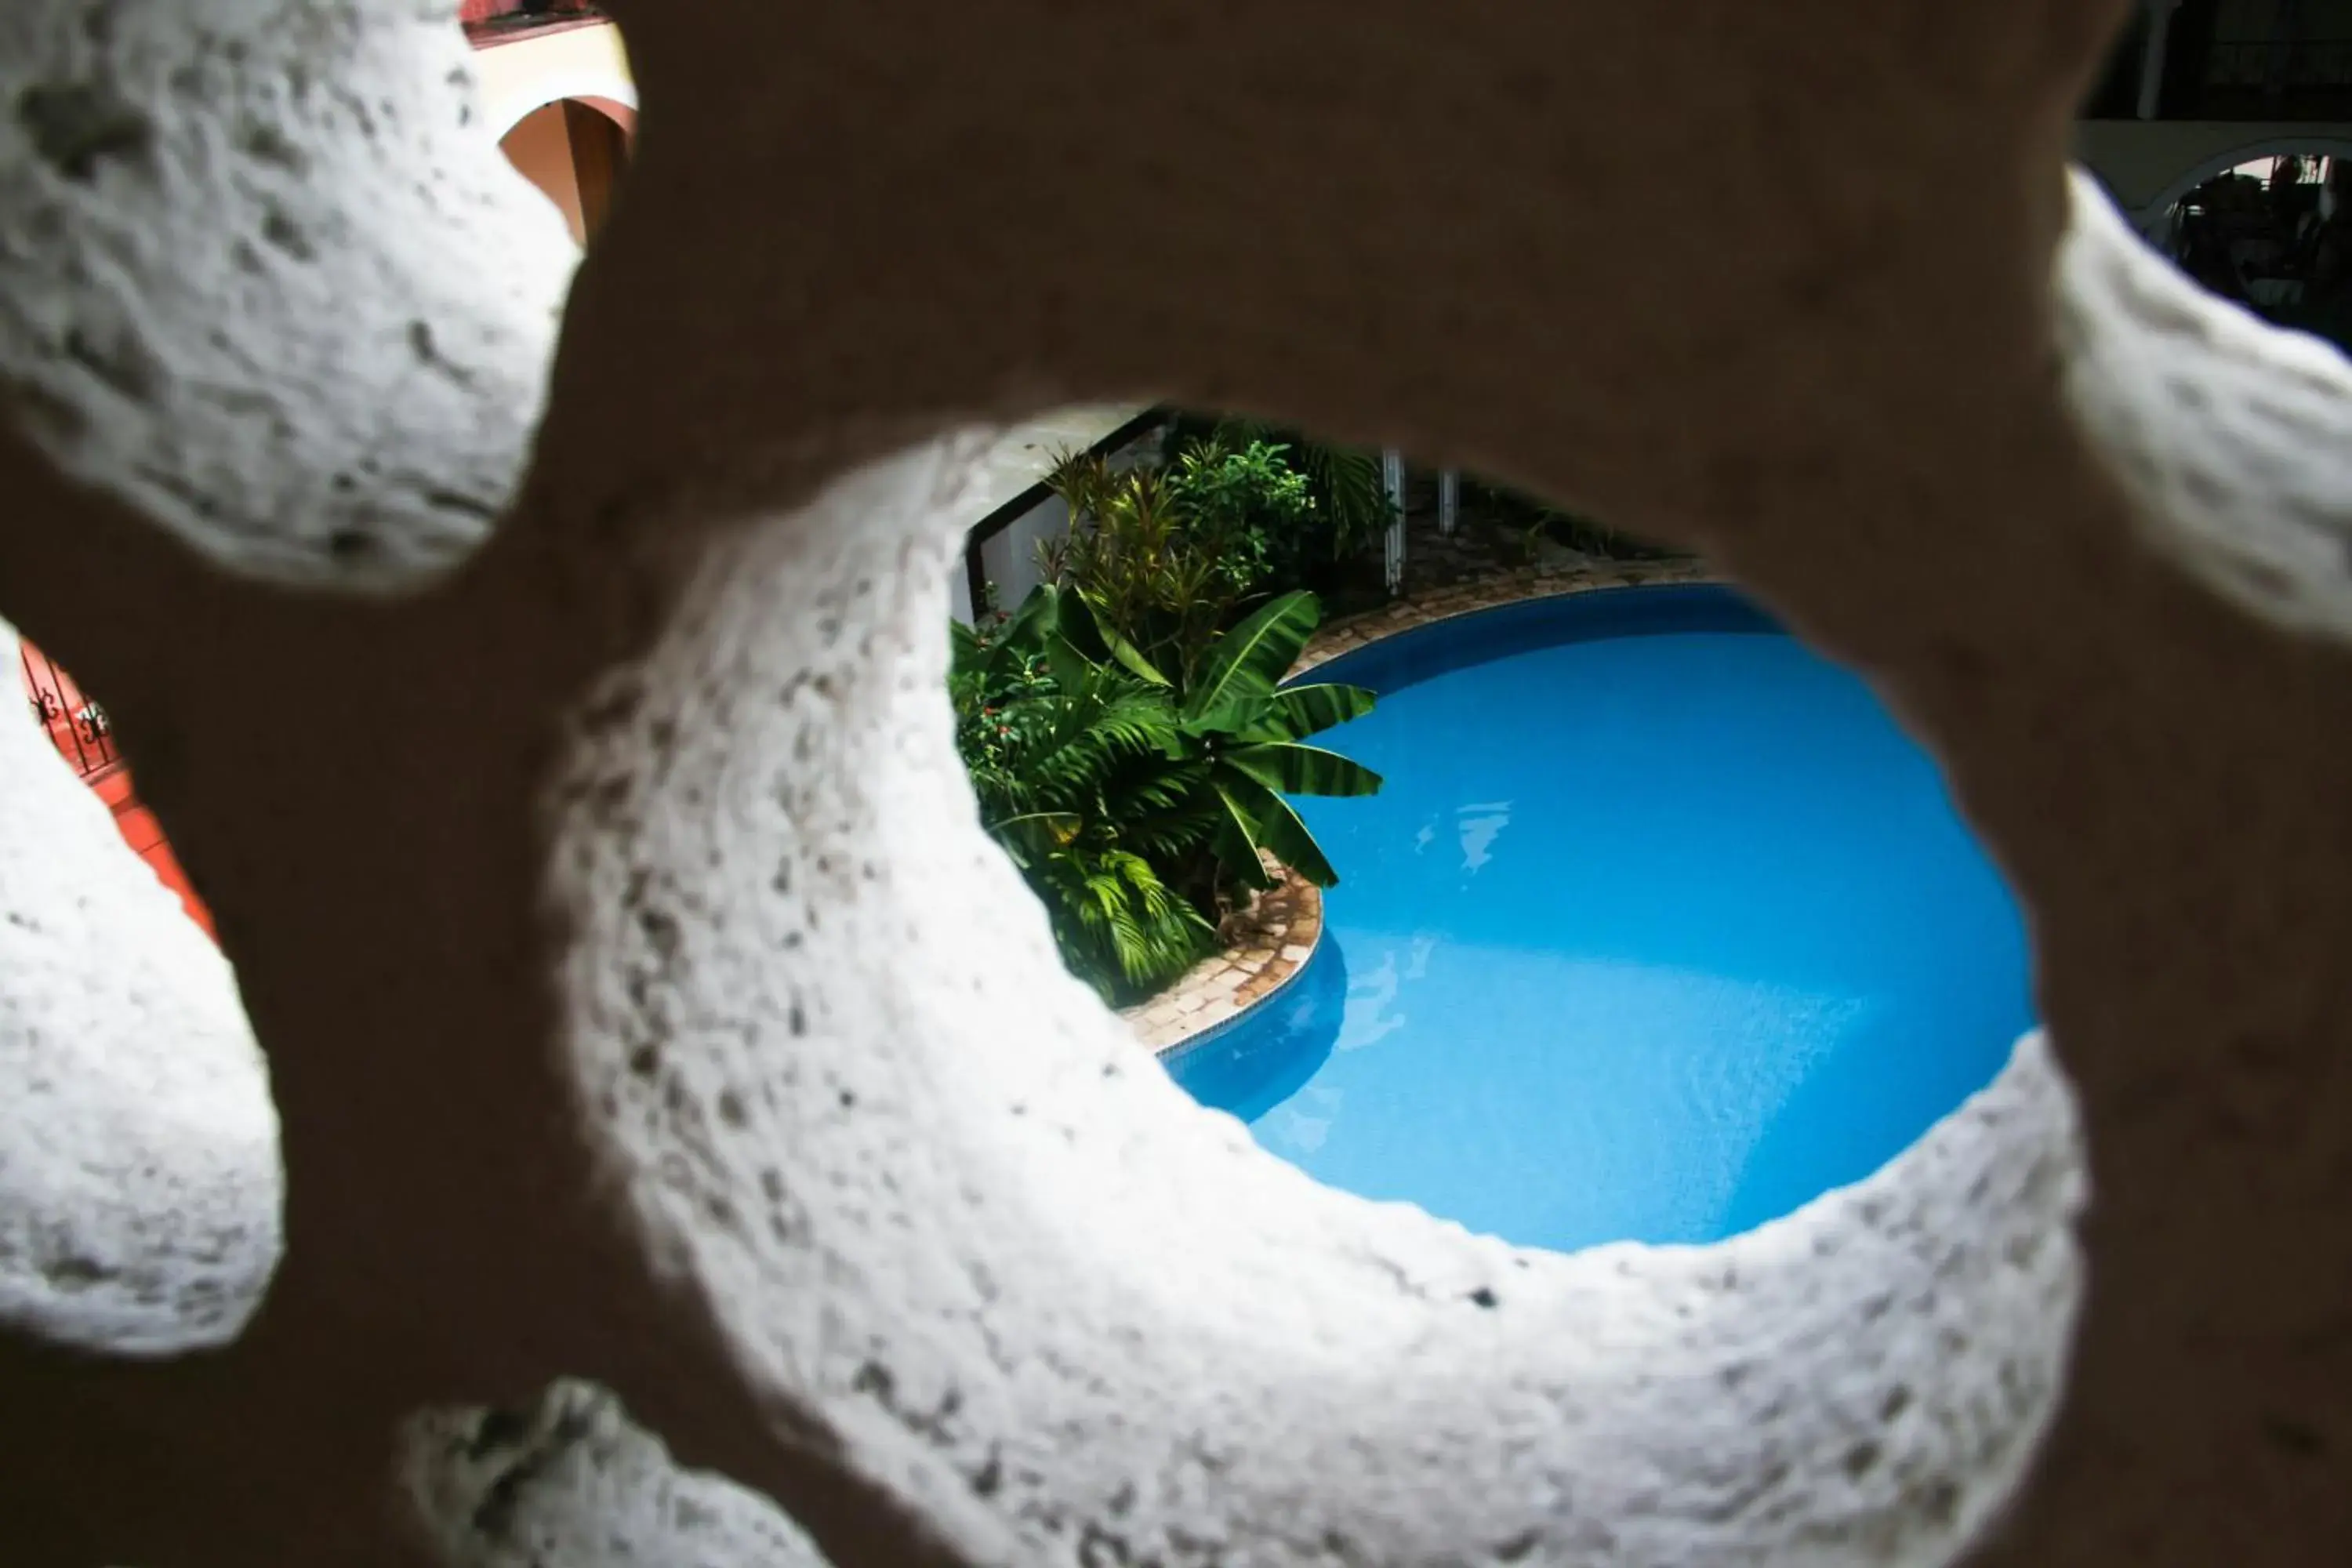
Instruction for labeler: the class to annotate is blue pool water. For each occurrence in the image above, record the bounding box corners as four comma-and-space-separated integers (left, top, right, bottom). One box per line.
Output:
1164, 586, 2034, 1253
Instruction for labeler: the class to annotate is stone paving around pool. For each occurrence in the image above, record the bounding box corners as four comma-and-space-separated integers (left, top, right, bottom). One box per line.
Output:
1125, 550, 1715, 1054
1123, 868, 1322, 1054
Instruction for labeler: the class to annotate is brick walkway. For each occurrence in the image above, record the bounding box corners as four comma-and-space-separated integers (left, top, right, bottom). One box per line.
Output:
1123, 868, 1322, 1053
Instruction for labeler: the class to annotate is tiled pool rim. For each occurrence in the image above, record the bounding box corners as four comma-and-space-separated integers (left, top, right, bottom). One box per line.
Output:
1127, 555, 1715, 1058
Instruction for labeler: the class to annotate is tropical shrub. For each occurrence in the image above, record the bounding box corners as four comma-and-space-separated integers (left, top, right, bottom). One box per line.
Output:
1041, 452, 1260, 689
951, 590, 1218, 998
1173, 414, 1394, 590
950, 583, 1381, 1003
1080, 587, 1382, 896
1163, 436, 1311, 588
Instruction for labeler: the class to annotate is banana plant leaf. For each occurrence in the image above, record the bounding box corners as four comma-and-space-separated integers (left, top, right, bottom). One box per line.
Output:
949, 616, 985, 679
1221, 742, 1384, 798
1102, 628, 1173, 688
1217, 779, 1339, 887
1207, 784, 1281, 891
1040, 628, 1096, 699
1183, 590, 1321, 728
984, 583, 1063, 683
1230, 681, 1377, 742
1060, 585, 1171, 688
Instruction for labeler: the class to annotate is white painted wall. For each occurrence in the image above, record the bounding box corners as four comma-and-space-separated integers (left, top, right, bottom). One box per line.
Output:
947, 559, 975, 624
471, 21, 638, 138
971, 494, 1069, 620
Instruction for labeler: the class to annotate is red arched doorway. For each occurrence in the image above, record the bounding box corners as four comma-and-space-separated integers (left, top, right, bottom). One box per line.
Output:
499, 96, 633, 245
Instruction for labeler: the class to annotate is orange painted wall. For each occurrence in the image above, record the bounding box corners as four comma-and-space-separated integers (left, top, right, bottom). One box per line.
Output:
498, 97, 631, 247
500, 100, 589, 243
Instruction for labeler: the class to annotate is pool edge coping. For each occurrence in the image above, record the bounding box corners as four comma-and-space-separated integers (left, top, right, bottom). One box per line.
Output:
1130, 557, 1718, 1058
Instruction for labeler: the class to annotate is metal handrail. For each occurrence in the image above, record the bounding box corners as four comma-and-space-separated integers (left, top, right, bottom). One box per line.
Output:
18, 641, 120, 781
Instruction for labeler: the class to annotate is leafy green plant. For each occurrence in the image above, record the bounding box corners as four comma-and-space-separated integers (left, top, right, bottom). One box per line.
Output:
1041, 450, 1258, 690
1195, 416, 1393, 583
949, 583, 1383, 1001
1145, 589, 1382, 893
1163, 436, 1308, 587
950, 592, 1216, 999
1041, 585, 1381, 895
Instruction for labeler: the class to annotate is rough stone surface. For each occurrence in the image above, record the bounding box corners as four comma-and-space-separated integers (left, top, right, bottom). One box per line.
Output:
5, 0, 2352, 1565
0, 620, 279, 1355
2059, 176, 2352, 637
541, 443, 2085, 1568
0, 0, 574, 588
402, 1382, 829, 1568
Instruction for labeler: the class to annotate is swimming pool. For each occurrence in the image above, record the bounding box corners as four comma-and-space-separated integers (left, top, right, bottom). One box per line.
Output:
1163, 584, 2034, 1253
